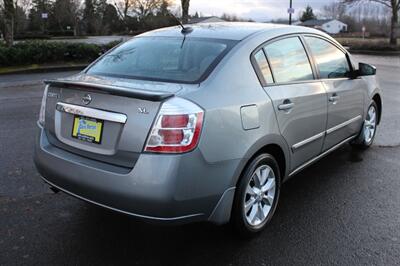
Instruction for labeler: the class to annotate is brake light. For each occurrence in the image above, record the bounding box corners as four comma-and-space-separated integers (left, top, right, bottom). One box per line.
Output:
38, 85, 49, 126
161, 115, 189, 128
144, 98, 204, 153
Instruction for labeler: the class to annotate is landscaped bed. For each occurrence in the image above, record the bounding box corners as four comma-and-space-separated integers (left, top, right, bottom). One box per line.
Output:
0, 40, 121, 68
336, 37, 400, 53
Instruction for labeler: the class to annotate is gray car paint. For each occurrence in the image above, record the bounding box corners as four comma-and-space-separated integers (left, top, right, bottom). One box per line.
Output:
34, 23, 382, 225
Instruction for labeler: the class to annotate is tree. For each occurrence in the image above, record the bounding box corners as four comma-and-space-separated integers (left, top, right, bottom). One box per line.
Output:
14, 4, 28, 35
342, 0, 399, 45
49, 0, 80, 32
28, 0, 51, 32
221, 13, 254, 22
129, 0, 163, 19
102, 4, 122, 33
181, 0, 189, 23
300, 5, 317, 22
323, 1, 347, 20
83, 0, 96, 34
158, 0, 168, 16
3, 0, 15, 46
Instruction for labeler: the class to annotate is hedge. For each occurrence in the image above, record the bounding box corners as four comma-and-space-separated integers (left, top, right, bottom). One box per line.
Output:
0, 40, 122, 67
336, 38, 400, 52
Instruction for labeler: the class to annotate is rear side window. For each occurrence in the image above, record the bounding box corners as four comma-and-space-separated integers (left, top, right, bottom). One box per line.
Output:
87, 37, 237, 84
264, 37, 314, 83
254, 50, 274, 84
304, 36, 351, 79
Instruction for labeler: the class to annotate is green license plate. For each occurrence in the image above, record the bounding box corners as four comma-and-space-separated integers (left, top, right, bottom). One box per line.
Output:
72, 116, 104, 144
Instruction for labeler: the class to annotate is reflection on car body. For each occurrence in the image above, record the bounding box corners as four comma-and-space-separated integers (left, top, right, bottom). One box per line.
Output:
34, 22, 382, 236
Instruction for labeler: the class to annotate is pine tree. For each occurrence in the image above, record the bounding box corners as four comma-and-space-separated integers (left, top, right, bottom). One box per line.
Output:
181, 0, 189, 23
83, 0, 96, 34
3, 0, 15, 46
300, 5, 317, 22
28, 0, 51, 32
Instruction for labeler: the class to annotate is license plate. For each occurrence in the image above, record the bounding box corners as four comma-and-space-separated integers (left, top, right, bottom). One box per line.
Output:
72, 116, 104, 144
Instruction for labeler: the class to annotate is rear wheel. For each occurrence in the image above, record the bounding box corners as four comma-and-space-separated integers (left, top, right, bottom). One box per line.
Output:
231, 153, 281, 237
352, 101, 379, 149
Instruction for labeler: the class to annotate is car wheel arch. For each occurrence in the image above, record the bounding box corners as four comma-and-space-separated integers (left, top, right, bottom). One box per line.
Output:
235, 140, 289, 187
372, 93, 382, 125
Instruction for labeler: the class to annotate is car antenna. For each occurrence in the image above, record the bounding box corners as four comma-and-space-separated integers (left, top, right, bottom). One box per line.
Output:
168, 12, 193, 35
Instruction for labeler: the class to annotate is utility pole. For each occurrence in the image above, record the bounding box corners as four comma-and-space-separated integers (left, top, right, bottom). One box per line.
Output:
288, 0, 293, 25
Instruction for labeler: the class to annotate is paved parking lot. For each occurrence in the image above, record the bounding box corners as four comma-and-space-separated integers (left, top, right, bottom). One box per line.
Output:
0, 54, 399, 265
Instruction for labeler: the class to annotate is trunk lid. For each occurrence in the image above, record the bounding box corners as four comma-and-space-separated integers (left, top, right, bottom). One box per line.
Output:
43, 74, 183, 168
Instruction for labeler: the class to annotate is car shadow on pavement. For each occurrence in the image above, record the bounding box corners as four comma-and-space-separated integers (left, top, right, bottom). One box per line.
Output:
44, 145, 370, 265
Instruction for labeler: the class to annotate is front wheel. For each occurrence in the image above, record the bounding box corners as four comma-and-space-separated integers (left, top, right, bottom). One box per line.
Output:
352, 101, 379, 149
231, 153, 281, 237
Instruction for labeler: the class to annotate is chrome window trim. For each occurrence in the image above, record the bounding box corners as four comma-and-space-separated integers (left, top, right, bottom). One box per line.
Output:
319, 77, 351, 82
292, 132, 325, 151
265, 79, 321, 87
326, 115, 362, 135
56, 102, 128, 124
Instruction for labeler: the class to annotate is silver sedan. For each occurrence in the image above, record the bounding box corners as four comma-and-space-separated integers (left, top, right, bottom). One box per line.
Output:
34, 22, 382, 236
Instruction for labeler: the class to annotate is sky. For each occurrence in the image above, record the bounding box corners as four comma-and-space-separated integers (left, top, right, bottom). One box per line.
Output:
172, 0, 336, 21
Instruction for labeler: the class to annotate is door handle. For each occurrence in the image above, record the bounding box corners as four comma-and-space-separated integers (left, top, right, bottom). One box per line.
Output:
329, 94, 340, 103
278, 100, 294, 111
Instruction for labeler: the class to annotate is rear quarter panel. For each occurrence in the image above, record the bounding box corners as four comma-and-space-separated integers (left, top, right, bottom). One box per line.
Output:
179, 31, 296, 186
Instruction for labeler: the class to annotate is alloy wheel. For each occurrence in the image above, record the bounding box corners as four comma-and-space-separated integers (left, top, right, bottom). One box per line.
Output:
244, 165, 276, 227
363, 105, 377, 144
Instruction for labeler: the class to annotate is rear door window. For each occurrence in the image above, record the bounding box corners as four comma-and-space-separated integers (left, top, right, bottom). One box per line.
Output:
264, 37, 314, 83
254, 50, 274, 84
304, 36, 351, 79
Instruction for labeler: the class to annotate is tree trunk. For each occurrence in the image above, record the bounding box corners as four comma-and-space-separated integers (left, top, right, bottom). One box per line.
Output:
181, 0, 189, 24
3, 0, 15, 47
390, 3, 398, 45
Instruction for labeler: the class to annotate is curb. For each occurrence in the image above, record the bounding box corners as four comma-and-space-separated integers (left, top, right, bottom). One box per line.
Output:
0, 64, 88, 76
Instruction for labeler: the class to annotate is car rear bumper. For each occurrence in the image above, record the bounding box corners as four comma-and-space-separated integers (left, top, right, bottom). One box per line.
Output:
34, 123, 239, 225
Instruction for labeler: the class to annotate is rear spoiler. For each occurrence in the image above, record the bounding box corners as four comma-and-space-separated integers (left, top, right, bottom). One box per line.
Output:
44, 80, 174, 102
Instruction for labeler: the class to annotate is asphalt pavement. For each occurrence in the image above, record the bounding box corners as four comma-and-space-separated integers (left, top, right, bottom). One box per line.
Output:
0, 55, 399, 265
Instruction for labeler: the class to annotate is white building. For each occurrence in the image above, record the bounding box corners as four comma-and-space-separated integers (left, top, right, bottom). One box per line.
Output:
299, 19, 348, 34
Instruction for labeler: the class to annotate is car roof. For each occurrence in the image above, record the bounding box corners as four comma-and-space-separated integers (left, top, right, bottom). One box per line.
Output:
138, 22, 295, 41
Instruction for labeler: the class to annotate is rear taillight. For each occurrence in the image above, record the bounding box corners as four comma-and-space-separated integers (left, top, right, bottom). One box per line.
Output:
38, 85, 49, 126
144, 98, 204, 154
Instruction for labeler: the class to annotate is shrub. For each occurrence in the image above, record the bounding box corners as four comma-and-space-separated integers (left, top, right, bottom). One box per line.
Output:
0, 40, 122, 67
336, 38, 400, 52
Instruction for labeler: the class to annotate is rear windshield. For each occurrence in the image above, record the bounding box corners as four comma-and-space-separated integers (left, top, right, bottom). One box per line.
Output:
87, 37, 237, 84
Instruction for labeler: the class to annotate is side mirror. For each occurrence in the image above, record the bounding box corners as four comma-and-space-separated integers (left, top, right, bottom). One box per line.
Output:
358, 62, 376, 76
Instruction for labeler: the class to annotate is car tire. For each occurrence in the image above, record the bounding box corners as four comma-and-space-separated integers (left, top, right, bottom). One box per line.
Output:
231, 153, 281, 238
352, 101, 379, 150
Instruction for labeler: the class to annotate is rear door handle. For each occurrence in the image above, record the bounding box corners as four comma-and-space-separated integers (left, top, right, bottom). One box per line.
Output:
278, 101, 294, 111
329, 94, 340, 103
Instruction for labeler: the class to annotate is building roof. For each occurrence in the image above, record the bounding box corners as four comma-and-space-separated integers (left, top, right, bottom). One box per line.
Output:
139, 22, 291, 41
299, 19, 342, 27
